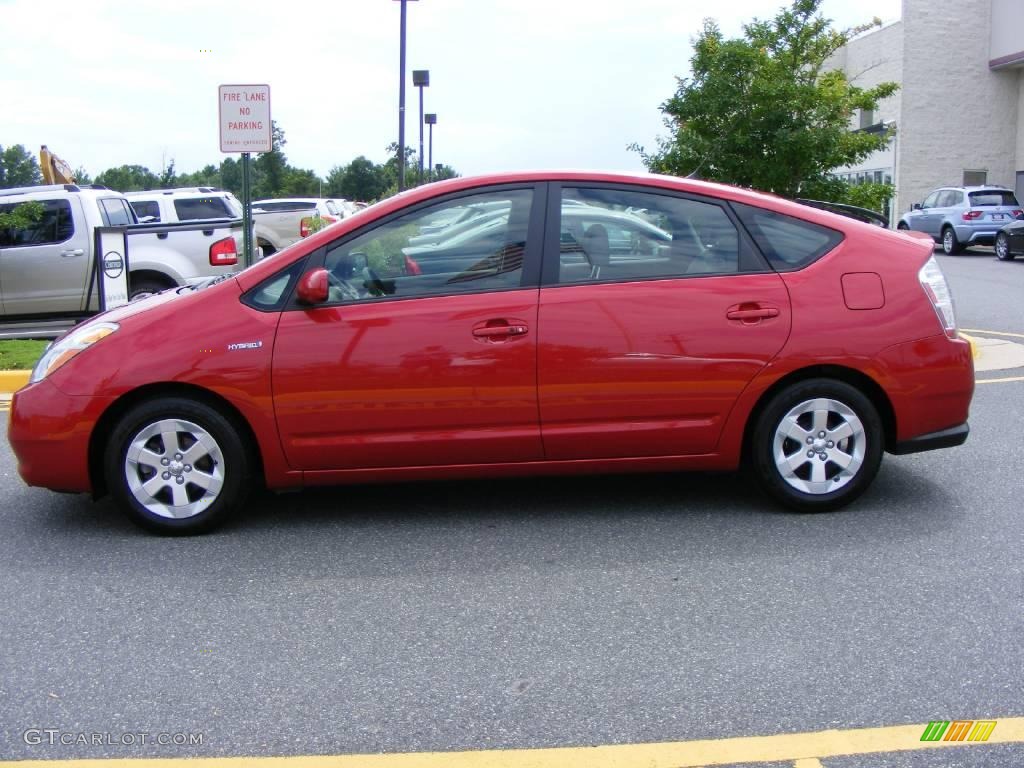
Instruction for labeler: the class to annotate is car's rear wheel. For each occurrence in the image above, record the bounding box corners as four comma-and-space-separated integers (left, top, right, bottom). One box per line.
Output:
129, 277, 174, 301
751, 379, 883, 512
995, 232, 1014, 261
941, 226, 962, 255
104, 397, 251, 534
896, 222, 909, 231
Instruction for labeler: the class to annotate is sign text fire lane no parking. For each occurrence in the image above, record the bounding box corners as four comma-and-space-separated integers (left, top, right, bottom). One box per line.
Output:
218, 84, 271, 152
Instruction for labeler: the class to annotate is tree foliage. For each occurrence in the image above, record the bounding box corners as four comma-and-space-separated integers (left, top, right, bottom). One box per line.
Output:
0, 200, 44, 229
0, 145, 43, 188
634, 0, 898, 200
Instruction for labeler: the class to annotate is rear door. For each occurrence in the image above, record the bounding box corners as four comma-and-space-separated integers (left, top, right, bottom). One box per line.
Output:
537, 184, 792, 459
0, 197, 91, 315
967, 189, 1020, 228
271, 184, 546, 470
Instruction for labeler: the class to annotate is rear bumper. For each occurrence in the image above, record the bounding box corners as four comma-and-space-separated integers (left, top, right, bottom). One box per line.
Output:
890, 422, 969, 455
8, 379, 110, 493
954, 225, 998, 245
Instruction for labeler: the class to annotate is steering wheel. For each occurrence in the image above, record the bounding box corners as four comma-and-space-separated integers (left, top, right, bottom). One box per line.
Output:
326, 271, 362, 301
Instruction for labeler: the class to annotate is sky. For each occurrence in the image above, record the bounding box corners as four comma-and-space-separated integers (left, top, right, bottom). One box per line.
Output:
2, 0, 902, 181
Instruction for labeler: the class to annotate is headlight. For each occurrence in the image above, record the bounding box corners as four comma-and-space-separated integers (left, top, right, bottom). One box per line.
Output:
30, 322, 119, 383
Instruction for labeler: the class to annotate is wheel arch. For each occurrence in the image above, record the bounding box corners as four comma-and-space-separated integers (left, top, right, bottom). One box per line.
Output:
741, 364, 897, 461
88, 382, 266, 499
129, 269, 178, 291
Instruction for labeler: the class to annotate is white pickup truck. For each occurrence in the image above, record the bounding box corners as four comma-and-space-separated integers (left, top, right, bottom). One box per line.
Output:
0, 184, 245, 323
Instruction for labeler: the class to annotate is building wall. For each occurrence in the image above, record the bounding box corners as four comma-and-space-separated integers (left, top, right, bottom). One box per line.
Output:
898, 0, 1020, 214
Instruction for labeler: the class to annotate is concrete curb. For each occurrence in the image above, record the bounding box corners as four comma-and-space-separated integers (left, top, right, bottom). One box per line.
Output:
0, 370, 30, 394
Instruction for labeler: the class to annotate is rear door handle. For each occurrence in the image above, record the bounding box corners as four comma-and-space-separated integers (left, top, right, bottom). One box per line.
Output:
61, 248, 84, 257
726, 306, 780, 322
473, 324, 528, 338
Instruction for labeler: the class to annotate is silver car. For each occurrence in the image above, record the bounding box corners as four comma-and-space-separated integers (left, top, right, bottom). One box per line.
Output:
897, 185, 1021, 254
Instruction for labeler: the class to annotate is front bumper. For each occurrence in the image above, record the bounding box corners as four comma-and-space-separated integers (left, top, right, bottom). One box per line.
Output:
8, 379, 112, 494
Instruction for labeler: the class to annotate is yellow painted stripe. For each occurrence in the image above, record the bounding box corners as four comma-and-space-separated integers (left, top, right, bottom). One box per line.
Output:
962, 328, 1024, 340
2, 718, 1022, 768
959, 332, 980, 360
0, 370, 30, 393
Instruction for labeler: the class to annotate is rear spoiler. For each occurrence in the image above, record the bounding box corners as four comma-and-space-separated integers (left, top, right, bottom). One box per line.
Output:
796, 199, 889, 228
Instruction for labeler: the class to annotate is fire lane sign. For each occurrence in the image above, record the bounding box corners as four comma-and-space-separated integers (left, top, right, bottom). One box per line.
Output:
219, 84, 271, 153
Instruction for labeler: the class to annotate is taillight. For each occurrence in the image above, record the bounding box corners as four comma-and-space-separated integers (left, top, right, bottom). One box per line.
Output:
322, 215, 338, 224
1011, 209, 1023, 218
961, 210, 983, 220
300, 217, 312, 237
209, 237, 238, 266
404, 255, 422, 275
918, 256, 958, 339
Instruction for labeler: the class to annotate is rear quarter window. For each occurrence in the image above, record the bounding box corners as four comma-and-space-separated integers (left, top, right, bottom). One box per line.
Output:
732, 203, 843, 271
130, 200, 161, 221
174, 197, 233, 219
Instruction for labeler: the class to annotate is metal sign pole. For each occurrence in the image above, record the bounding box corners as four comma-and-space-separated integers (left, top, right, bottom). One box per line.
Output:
242, 151, 253, 267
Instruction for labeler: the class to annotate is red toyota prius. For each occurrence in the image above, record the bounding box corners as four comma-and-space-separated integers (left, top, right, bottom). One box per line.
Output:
8, 172, 974, 534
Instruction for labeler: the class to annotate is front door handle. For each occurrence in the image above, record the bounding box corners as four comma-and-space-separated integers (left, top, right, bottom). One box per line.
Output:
726, 304, 780, 323
473, 324, 528, 339
61, 248, 84, 257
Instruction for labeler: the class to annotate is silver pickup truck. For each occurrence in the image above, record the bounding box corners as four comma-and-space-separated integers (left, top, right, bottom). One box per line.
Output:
0, 184, 246, 318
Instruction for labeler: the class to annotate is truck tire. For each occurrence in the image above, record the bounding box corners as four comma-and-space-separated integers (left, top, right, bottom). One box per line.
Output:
129, 276, 174, 301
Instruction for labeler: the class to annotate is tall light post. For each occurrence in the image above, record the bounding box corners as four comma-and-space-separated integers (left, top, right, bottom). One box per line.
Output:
412, 69, 430, 184
393, 0, 418, 192
424, 113, 437, 181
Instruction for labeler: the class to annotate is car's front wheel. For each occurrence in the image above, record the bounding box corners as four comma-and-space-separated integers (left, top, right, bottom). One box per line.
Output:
751, 379, 884, 512
995, 232, 1014, 261
896, 222, 909, 231
941, 226, 963, 255
104, 397, 252, 534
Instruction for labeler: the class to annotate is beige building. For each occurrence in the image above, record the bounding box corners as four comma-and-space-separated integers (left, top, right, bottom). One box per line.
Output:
830, 0, 1024, 223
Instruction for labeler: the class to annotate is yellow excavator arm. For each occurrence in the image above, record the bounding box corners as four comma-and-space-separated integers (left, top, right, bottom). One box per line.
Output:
39, 145, 76, 185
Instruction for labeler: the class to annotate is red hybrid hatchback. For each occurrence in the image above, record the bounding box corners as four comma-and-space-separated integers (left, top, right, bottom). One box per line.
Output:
9, 172, 973, 534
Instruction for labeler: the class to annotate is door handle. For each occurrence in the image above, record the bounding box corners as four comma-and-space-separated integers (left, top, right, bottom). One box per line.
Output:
473, 324, 528, 338
726, 306, 779, 322
61, 248, 85, 257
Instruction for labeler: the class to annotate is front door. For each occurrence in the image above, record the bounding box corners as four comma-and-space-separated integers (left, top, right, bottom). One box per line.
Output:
0, 197, 91, 315
537, 184, 792, 459
272, 185, 545, 470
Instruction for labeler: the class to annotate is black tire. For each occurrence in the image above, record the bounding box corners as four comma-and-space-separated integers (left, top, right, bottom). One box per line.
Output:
995, 232, 1015, 261
104, 397, 252, 534
941, 226, 962, 255
896, 222, 909, 231
258, 240, 277, 258
750, 378, 884, 513
129, 276, 174, 301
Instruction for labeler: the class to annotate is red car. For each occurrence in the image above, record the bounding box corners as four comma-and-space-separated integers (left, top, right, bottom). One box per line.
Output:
8, 172, 974, 534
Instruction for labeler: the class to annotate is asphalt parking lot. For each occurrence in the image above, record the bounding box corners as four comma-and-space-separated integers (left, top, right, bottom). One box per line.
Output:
0, 248, 1021, 767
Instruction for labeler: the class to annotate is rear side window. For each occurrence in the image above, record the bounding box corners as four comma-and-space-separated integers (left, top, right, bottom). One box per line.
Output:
174, 197, 233, 219
100, 197, 134, 226
325, 201, 339, 216
968, 190, 1018, 207
130, 200, 161, 221
0, 199, 75, 246
733, 203, 843, 271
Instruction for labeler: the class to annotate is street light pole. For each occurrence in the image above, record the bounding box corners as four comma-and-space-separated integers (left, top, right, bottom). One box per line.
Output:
412, 70, 430, 185
424, 113, 437, 181
393, 0, 419, 192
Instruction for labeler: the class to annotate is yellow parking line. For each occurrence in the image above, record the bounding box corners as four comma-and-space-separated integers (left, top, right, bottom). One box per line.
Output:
976, 375, 1024, 384
3, 717, 1022, 768
962, 327, 1024, 339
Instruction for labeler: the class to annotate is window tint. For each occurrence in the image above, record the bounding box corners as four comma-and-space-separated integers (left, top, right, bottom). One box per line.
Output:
733, 203, 843, 271
174, 197, 233, 219
968, 190, 1018, 207
321, 189, 532, 303
130, 200, 161, 221
556, 187, 740, 284
0, 199, 75, 247
922, 191, 941, 208
100, 197, 134, 226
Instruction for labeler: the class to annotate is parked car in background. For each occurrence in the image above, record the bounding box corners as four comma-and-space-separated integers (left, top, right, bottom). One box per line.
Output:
994, 214, 1024, 261
251, 198, 348, 253
0, 184, 244, 316
897, 185, 1021, 254
8, 172, 973, 534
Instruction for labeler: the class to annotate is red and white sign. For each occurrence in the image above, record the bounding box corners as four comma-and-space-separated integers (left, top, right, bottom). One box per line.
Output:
218, 84, 272, 153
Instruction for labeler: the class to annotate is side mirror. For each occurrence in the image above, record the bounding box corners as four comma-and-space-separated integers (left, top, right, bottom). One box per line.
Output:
296, 268, 329, 305
912, 203, 922, 210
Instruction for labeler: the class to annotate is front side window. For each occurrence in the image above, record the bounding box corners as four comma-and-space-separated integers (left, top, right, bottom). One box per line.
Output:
556, 187, 741, 284
321, 189, 533, 303
922, 191, 941, 209
174, 197, 233, 220
100, 198, 134, 226
130, 200, 161, 221
0, 199, 74, 247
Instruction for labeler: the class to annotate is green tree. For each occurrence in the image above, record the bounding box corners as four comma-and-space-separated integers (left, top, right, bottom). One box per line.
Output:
220, 158, 242, 197
94, 164, 160, 192
0, 200, 43, 229
634, 0, 898, 199
72, 167, 92, 185
178, 164, 221, 189
253, 121, 288, 198
159, 159, 177, 189
0, 144, 43, 188
327, 156, 388, 201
